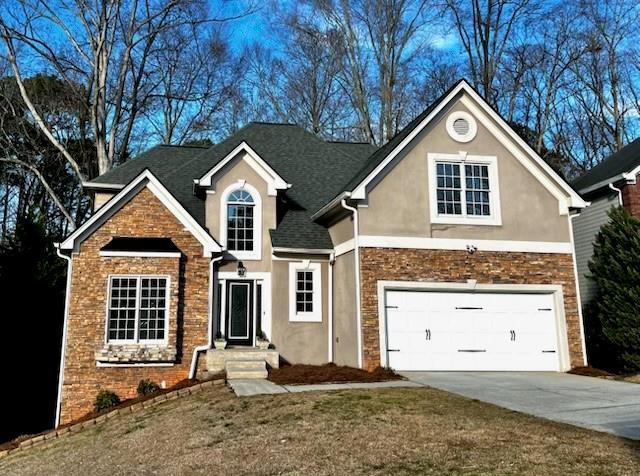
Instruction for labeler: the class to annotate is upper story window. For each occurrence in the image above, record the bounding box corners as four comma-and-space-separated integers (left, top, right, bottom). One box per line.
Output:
220, 181, 262, 260
428, 153, 501, 226
107, 276, 169, 344
227, 189, 254, 252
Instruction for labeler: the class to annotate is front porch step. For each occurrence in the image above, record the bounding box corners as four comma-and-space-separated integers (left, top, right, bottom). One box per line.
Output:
206, 347, 279, 373
226, 360, 268, 380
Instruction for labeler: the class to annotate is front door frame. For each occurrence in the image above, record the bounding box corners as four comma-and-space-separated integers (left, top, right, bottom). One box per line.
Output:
225, 280, 254, 346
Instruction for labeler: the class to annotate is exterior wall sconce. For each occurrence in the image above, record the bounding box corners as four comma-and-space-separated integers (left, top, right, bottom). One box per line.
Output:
466, 244, 478, 254
237, 261, 246, 277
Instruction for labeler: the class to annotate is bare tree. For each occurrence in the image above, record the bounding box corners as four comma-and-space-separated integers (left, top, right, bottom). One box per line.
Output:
445, 0, 533, 107
0, 0, 252, 179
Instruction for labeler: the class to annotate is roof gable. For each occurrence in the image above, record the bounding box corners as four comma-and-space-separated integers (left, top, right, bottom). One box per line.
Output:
59, 169, 222, 256
342, 80, 586, 214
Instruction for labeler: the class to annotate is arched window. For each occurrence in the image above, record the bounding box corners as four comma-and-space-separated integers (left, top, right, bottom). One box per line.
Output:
227, 189, 255, 251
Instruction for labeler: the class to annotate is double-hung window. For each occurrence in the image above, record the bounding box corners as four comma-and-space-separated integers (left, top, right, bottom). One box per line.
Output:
107, 276, 169, 344
289, 262, 322, 322
429, 153, 501, 225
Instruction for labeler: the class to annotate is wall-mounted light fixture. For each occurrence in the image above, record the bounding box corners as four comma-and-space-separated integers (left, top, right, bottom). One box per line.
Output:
466, 244, 478, 254
237, 261, 246, 277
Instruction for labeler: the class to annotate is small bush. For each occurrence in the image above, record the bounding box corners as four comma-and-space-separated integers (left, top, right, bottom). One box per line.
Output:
137, 379, 161, 397
94, 390, 121, 412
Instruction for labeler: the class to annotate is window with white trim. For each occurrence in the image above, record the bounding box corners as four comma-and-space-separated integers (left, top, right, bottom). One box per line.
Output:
227, 189, 255, 252
289, 262, 322, 322
428, 153, 501, 226
107, 276, 169, 343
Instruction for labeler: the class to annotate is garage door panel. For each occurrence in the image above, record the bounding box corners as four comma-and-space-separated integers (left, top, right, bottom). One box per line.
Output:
385, 290, 561, 371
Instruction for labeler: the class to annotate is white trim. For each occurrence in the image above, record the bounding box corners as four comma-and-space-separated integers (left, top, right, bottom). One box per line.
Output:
196, 141, 290, 196
622, 164, 640, 183
54, 247, 72, 428
334, 238, 355, 257
104, 274, 171, 346
288, 261, 322, 322
428, 153, 502, 226
82, 181, 125, 190
446, 110, 477, 143
99, 251, 181, 258
61, 170, 222, 257
328, 252, 335, 362
217, 271, 272, 340
272, 247, 333, 254
358, 235, 572, 253
376, 280, 571, 372
568, 213, 589, 366
219, 180, 262, 261
349, 80, 586, 211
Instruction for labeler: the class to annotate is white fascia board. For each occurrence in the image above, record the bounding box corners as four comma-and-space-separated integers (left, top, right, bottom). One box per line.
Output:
82, 181, 125, 190
61, 169, 222, 256
311, 191, 352, 221
349, 80, 586, 211
622, 164, 640, 183
272, 246, 333, 255
196, 141, 290, 196
358, 235, 573, 254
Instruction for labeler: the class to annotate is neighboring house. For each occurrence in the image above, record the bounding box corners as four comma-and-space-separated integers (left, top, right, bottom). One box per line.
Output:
572, 140, 640, 306
54, 79, 588, 426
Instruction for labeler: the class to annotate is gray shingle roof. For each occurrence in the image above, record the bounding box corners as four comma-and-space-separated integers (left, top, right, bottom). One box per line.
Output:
88, 123, 376, 249
572, 138, 640, 193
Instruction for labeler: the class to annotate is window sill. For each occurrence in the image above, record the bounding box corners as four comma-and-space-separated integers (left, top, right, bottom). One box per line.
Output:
431, 216, 502, 226
289, 314, 322, 323
95, 345, 177, 363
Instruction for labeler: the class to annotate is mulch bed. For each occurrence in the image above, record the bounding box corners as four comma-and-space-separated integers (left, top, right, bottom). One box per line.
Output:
0, 374, 224, 452
268, 363, 403, 385
568, 366, 616, 378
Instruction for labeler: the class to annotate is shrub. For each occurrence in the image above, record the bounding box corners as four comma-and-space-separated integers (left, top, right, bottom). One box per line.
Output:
137, 379, 160, 397
588, 206, 640, 371
94, 390, 121, 412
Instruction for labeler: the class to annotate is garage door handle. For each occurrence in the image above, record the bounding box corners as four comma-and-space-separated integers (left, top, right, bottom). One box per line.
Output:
510, 330, 516, 341
425, 329, 431, 340
458, 349, 486, 353
455, 306, 483, 310
542, 350, 556, 353
387, 349, 400, 352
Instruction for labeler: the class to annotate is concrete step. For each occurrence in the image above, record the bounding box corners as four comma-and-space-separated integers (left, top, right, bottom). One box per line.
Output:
226, 359, 266, 371
226, 359, 268, 380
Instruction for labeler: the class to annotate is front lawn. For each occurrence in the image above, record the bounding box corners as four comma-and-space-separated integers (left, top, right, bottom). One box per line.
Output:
1, 385, 638, 475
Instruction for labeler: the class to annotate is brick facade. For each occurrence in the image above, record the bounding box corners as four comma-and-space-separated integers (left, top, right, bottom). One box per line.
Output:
61, 187, 210, 424
622, 180, 640, 218
359, 248, 585, 371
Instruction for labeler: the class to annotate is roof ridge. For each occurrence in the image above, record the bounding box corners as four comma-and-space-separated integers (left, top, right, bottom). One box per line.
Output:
327, 140, 374, 145
249, 121, 297, 126
159, 144, 210, 149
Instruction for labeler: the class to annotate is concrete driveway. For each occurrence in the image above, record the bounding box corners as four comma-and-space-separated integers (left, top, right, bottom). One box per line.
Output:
402, 371, 640, 440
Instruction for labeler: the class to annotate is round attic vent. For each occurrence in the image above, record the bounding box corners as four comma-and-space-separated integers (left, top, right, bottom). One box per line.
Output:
446, 111, 477, 143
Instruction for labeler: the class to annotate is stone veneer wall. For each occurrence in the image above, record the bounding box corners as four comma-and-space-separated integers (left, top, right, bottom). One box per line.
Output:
359, 248, 585, 371
61, 188, 210, 424
622, 180, 640, 218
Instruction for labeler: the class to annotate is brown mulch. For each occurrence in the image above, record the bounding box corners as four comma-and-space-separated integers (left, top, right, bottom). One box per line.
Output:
568, 366, 616, 378
267, 363, 402, 385
0, 374, 224, 452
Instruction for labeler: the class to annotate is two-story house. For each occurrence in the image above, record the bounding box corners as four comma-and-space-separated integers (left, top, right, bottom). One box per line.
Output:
54, 80, 588, 425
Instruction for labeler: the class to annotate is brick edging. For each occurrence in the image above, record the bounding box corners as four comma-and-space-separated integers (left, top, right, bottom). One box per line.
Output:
0, 379, 225, 461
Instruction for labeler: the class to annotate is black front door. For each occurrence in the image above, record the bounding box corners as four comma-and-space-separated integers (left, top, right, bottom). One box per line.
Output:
225, 280, 253, 346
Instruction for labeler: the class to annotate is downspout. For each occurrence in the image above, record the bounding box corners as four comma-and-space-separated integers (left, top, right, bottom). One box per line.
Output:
609, 182, 623, 206
568, 212, 588, 367
328, 251, 335, 362
340, 196, 363, 369
189, 253, 223, 379
54, 245, 72, 428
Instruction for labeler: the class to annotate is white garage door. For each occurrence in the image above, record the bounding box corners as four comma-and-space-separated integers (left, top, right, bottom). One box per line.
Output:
385, 290, 560, 371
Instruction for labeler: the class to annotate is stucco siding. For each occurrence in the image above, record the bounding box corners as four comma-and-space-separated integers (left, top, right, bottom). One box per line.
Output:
572, 192, 618, 306
332, 251, 358, 367
204, 152, 276, 273
358, 97, 571, 243
270, 259, 329, 365
328, 214, 354, 245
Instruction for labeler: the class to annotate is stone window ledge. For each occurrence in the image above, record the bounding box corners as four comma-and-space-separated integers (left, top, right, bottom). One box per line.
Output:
95, 345, 177, 363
